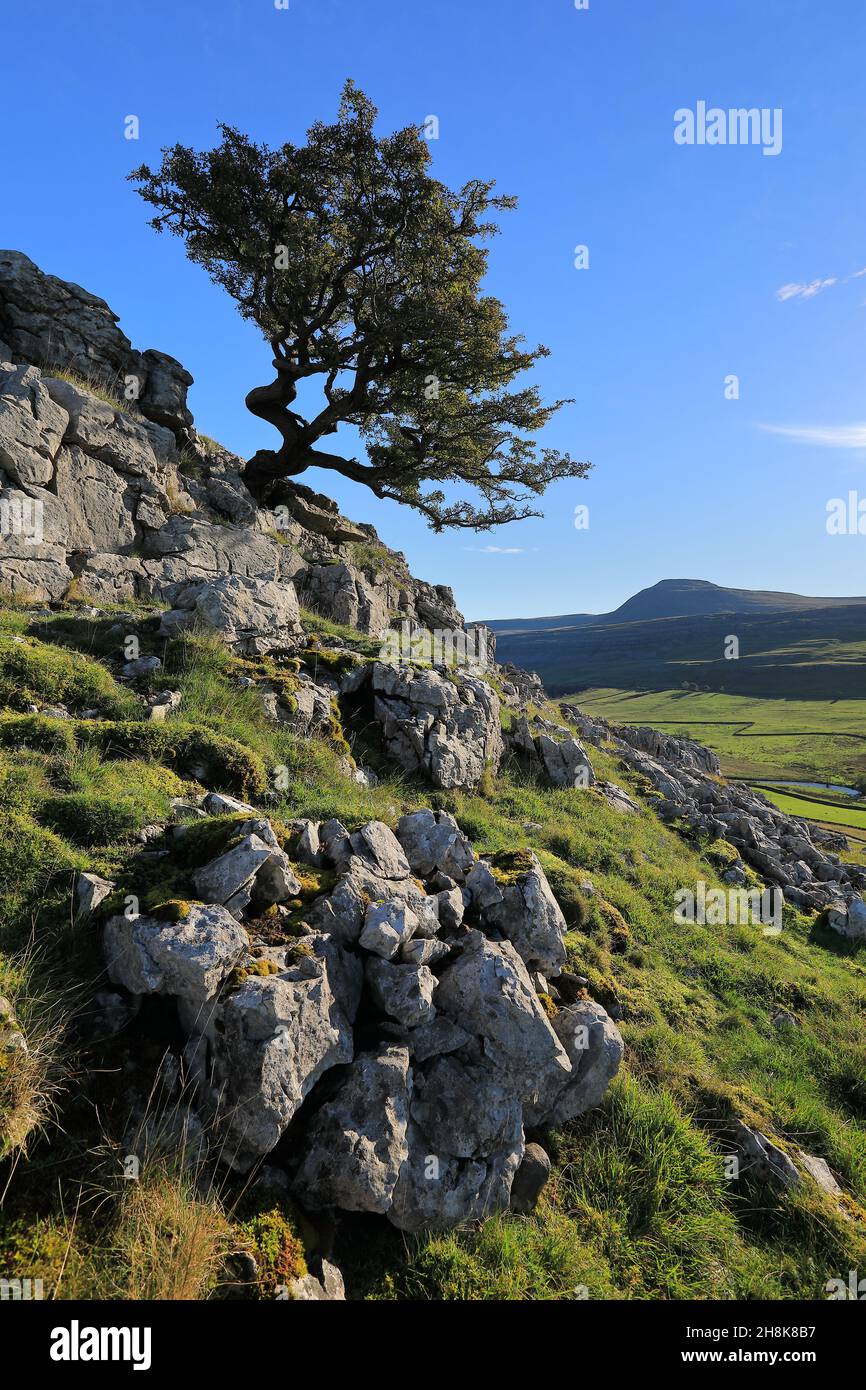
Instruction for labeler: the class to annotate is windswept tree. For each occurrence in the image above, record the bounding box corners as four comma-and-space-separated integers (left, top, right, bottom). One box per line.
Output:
131, 82, 590, 529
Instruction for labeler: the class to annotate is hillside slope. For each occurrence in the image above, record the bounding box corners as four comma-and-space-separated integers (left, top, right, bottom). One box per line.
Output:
1, 255, 865, 1303
490, 600, 866, 699
1, 600, 865, 1300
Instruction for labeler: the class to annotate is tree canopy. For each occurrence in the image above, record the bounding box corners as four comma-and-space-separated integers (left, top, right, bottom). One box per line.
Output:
131, 82, 590, 529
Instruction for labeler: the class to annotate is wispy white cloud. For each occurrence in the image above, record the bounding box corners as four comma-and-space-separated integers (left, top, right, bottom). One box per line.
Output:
775, 262, 866, 302
758, 421, 866, 448
776, 277, 837, 301
464, 544, 526, 554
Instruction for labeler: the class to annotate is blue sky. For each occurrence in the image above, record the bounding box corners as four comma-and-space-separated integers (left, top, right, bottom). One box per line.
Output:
4, 0, 866, 619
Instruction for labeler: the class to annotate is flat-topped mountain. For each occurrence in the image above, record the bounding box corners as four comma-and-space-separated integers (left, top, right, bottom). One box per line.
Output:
485, 579, 866, 698
486, 577, 866, 635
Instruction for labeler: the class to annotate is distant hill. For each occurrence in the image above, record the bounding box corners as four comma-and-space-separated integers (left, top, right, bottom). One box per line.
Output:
484, 580, 866, 699
486, 578, 866, 635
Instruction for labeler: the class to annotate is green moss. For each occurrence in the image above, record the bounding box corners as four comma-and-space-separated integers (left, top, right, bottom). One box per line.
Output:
173, 813, 298, 870
237, 1204, 307, 1295
39, 792, 143, 846
488, 847, 535, 885
36, 759, 186, 848
289, 863, 335, 901
292, 941, 315, 958
298, 646, 358, 676
705, 838, 740, 868
0, 635, 137, 716
0, 1214, 81, 1296
78, 721, 268, 799
148, 899, 191, 923
0, 713, 79, 757
246, 958, 280, 977
535, 851, 592, 929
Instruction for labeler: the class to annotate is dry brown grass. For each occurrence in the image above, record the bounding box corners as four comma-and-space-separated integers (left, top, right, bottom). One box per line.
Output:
114, 1169, 233, 1300
0, 966, 71, 1163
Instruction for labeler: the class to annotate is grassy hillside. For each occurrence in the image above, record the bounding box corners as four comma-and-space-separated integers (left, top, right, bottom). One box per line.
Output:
493, 606, 866, 700
1, 601, 865, 1300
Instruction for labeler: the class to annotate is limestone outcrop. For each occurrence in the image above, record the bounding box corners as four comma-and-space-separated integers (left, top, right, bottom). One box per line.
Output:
98, 806, 623, 1220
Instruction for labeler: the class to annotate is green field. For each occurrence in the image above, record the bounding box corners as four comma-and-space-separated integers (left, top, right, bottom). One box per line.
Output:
574, 687, 866, 786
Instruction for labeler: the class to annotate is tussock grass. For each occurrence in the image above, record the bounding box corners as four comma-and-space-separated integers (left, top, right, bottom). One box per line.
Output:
0, 984, 67, 1162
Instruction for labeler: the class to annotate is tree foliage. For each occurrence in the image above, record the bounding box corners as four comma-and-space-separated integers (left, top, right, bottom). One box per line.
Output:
131, 82, 590, 529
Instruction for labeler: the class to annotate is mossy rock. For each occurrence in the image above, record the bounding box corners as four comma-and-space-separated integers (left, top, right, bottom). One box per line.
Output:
148, 899, 191, 923
76, 721, 268, 799
488, 847, 536, 885
705, 838, 740, 868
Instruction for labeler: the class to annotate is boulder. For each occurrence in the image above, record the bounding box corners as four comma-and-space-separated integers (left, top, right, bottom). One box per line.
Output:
410, 1054, 522, 1159
435, 885, 465, 931
349, 820, 411, 880
435, 932, 571, 1113
359, 899, 418, 959
192, 833, 300, 916
598, 781, 641, 815
103, 903, 248, 1032
388, 1121, 523, 1233
292, 1047, 411, 1213
400, 936, 451, 968
75, 871, 114, 919
727, 1120, 801, 1188
510, 1142, 551, 1214
541, 999, 624, 1127
826, 896, 866, 941
191, 949, 353, 1170
395, 808, 475, 881
289, 1259, 346, 1301
160, 574, 302, 655
202, 791, 257, 817
366, 958, 437, 1027
509, 717, 595, 789
371, 663, 503, 791
797, 1150, 843, 1196
466, 851, 568, 977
